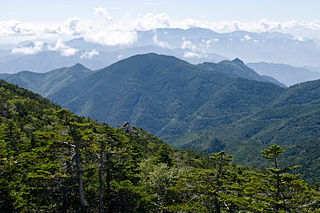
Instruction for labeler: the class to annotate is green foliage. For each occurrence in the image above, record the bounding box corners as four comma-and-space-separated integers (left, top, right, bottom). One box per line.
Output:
5, 53, 280, 137
260, 145, 317, 212
0, 78, 319, 212
2, 54, 320, 184
0, 63, 91, 97
154, 144, 175, 167
198, 58, 284, 87
262, 144, 285, 169
169, 86, 320, 183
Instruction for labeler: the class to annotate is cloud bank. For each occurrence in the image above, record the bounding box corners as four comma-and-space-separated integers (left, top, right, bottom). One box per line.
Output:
12, 39, 78, 56
3, 7, 320, 55
153, 34, 170, 48
3, 12, 320, 42
12, 41, 44, 55
48, 39, 78, 56
80, 49, 99, 59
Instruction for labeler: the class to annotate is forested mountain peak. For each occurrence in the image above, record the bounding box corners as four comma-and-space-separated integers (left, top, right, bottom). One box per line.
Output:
197, 58, 284, 86
0, 63, 92, 97
46, 53, 285, 136
72, 62, 89, 69
100, 52, 194, 72
232, 57, 245, 64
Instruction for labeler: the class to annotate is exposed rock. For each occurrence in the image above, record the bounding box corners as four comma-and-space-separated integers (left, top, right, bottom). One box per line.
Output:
120, 121, 138, 135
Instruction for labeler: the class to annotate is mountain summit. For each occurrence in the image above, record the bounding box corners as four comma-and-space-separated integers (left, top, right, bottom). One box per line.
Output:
232, 58, 244, 64
47, 53, 283, 135
0, 63, 91, 97
197, 58, 284, 86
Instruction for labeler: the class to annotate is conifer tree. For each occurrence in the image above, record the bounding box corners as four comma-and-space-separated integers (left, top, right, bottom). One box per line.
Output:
261, 144, 318, 212
56, 109, 91, 210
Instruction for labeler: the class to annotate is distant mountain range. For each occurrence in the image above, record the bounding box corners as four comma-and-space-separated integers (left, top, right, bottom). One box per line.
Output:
137, 28, 320, 67
248, 62, 320, 86
198, 59, 285, 87
1, 53, 320, 182
2, 27, 320, 86
0, 63, 92, 97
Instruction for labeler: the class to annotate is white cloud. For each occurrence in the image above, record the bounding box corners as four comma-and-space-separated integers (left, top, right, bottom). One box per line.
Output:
0, 20, 36, 37
77, 7, 137, 46
94, 7, 113, 23
80, 49, 99, 59
3, 14, 320, 47
48, 39, 78, 56
181, 40, 199, 52
241, 34, 252, 41
133, 13, 170, 30
83, 29, 137, 46
153, 34, 170, 48
244, 34, 251, 40
11, 41, 44, 55
61, 48, 78, 56
293, 36, 306, 41
60, 17, 82, 35
173, 19, 320, 40
183, 51, 201, 58
205, 40, 211, 48
181, 39, 207, 58
202, 38, 219, 48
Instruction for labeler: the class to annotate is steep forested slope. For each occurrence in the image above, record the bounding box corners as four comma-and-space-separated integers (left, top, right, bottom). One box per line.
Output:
0, 79, 319, 212
271, 79, 320, 107
1, 53, 284, 137
197, 58, 285, 87
0, 63, 92, 97
168, 79, 320, 182
48, 53, 284, 136
1, 53, 320, 184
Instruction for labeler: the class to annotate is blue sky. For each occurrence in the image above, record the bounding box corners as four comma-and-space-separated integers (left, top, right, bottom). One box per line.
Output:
1, 0, 320, 23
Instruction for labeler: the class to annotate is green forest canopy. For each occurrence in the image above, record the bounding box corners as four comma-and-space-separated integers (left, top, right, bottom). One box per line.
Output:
0, 80, 320, 212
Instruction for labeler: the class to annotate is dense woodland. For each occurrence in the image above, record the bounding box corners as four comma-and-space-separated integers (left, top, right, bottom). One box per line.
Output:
2, 55, 320, 184
1, 79, 320, 212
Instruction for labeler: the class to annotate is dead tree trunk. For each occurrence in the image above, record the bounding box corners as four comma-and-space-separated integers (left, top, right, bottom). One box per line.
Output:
75, 140, 86, 207
98, 140, 106, 213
